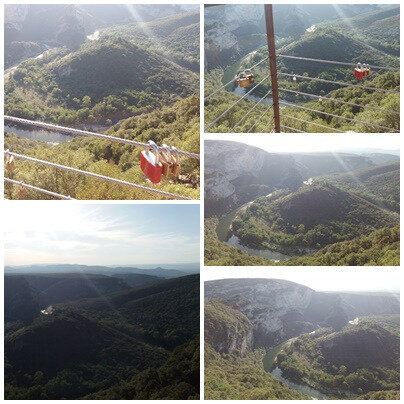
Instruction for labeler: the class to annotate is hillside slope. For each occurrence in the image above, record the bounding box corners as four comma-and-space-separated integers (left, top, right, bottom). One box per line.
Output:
5, 276, 40, 323
276, 315, 400, 397
204, 140, 375, 216
233, 181, 399, 252
322, 161, 400, 212
279, 27, 399, 76
4, 96, 199, 200
5, 275, 200, 399
204, 297, 308, 399
6, 274, 130, 309
205, 279, 399, 347
5, 35, 198, 125
284, 226, 400, 266
103, 10, 200, 71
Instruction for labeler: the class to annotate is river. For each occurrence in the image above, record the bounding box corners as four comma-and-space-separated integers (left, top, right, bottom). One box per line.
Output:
263, 343, 329, 400
5, 41, 109, 144
216, 196, 290, 261
4, 123, 73, 143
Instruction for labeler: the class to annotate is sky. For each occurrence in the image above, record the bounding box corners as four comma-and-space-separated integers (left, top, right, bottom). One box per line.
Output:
203, 267, 400, 293
205, 134, 400, 154
4, 203, 200, 266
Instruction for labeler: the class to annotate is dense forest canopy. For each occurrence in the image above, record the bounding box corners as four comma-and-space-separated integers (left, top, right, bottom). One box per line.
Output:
204, 141, 400, 266
4, 7, 200, 200
204, 279, 399, 399
5, 273, 200, 399
204, 5, 400, 133
276, 315, 400, 397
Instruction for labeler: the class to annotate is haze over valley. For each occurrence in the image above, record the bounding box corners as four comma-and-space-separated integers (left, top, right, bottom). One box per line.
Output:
205, 275, 400, 399
4, 204, 200, 399
4, 4, 200, 200
205, 138, 400, 266
204, 4, 399, 133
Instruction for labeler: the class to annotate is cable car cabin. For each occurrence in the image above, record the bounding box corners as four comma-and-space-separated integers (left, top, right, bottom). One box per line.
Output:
236, 69, 254, 87
354, 63, 364, 80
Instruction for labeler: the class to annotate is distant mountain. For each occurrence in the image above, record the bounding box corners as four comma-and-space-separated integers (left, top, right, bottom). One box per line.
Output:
279, 26, 399, 77
233, 181, 399, 252
205, 278, 399, 348
5, 274, 200, 399
204, 140, 377, 216
110, 273, 161, 287
4, 5, 198, 67
361, 152, 400, 165
4, 5, 87, 48
204, 4, 384, 68
4, 274, 128, 322
4, 264, 191, 278
276, 314, 400, 396
204, 278, 399, 398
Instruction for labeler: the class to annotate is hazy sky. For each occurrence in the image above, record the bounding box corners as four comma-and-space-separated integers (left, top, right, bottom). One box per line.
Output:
205, 134, 400, 154
204, 267, 400, 293
4, 203, 200, 266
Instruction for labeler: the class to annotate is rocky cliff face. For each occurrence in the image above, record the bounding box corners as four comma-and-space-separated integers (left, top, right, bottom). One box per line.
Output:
204, 4, 381, 69
205, 300, 253, 354
205, 279, 315, 347
204, 5, 265, 68
204, 141, 303, 216
205, 278, 400, 348
204, 140, 374, 217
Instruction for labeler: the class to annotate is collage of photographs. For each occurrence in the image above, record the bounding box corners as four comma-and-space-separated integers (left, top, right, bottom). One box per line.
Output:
1, 2, 401, 401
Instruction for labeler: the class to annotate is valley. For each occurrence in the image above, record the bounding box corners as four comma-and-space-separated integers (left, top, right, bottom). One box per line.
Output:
204, 140, 400, 266
5, 270, 200, 399
204, 278, 400, 400
204, 5, 400, 133
4, 5, 200, 200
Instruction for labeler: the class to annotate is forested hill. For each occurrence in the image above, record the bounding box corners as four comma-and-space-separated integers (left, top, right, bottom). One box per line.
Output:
233, 182, 399, 252
276, 315, 400, 397
5, 10, 199, 126
323, 5, 399, 55
5, 38, 198, 126
5, 275, 200, 400
204, 279, 399, 399
102, 10, 200, 71
204, 5, 399, 133
279, 27, 399, 74
204, 4, 384, 68
4, 5, 197, 68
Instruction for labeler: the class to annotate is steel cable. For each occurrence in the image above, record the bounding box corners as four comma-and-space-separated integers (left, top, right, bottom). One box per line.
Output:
205, 74, 270, 131
279, 72, 400, 94
4, 116, 200, 159
277, 87, 400, 116
277, 54, 400, 71
204, 56, 269, 101
279, 101, 399, 132
229, 89, 272, 132
4, 151, 193, 200
4, 177, 75, 200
